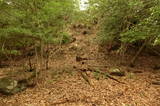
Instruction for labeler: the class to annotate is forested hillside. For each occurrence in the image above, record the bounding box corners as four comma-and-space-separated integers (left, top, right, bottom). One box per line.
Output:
0, 0, 160, 105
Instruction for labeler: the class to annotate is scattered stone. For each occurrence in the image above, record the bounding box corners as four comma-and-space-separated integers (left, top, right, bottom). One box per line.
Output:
109, 68, 125, 76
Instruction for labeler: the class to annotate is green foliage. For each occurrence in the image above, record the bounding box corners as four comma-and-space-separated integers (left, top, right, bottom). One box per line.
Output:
0, 49, 21, 55
0, 0, 76, 56
90, 0, 160, 46
60, 32, 71, 44
51, 32, 71, 44
93, 68, 101, 80
73, 11, 91, 25
127, 72, 135, 79
121, 0, 160, 43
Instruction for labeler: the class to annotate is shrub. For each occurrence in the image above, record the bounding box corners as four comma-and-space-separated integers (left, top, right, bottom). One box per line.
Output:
90, 0, 160, 46
0, 0, 76, 57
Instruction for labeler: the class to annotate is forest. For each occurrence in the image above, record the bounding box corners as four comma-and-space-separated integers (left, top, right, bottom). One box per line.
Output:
0, 0, 160, 105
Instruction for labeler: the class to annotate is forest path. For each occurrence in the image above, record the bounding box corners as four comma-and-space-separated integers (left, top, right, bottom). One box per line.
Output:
0, 25, 160, 106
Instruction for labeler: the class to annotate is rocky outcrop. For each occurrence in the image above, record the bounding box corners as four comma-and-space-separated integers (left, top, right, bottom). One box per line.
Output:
0, 70, 36, 95
0, 77, 27, 95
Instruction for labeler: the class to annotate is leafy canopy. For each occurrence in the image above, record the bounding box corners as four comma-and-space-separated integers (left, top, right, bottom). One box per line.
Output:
0, 0, 77, 56
89, 0, 160, 46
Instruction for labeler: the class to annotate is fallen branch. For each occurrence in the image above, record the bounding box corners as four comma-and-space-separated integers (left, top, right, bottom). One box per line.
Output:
96, 70, 125, 84
105, 74, 125, 84
87, 65, 109, 68
79, 68, 125, 84
79, 71, 92, 86
152, 81, 160, 85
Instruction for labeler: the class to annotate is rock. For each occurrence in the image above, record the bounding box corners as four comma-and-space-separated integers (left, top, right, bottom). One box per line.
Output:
109, 68, 125, 76
0, 77, 27, 95
0, 70, 37, 95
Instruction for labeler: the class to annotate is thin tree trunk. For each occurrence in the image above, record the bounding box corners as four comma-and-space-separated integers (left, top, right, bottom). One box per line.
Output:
45, 44, 50, 70
130, 40, 147, 66
40, 41, 44, 70
35, 47, 39, 85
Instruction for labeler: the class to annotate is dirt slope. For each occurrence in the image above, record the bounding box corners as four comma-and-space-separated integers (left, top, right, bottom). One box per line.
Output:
0, 26, 160, 106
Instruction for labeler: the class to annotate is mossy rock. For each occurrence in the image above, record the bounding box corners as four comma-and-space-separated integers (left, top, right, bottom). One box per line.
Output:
0, 70, 36, 95
0, 77, 27, 95
109, 68, 125, 76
